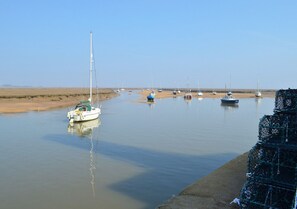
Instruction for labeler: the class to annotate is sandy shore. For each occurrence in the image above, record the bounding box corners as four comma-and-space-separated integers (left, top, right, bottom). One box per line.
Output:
139, 89, 275, 101
157, 152, 248, 209
0, 88, 117, 113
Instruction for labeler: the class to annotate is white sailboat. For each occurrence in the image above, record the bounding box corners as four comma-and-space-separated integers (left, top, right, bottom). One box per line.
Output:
67, 32, 101, 123
197, 81, 203, 96
255, 81, 262, 97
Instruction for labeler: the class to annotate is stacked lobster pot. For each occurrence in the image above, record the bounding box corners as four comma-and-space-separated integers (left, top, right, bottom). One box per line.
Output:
240, 89, 297, 209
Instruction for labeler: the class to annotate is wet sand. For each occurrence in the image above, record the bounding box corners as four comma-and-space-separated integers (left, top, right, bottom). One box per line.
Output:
157, 153, 248, 209
0, 88, 117, 113
139, 89, 275, 101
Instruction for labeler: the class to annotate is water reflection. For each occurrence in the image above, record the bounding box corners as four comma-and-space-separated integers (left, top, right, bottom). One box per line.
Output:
147, 102, 155, 109
220, 103, 239, 111
255, 98, 262, 118
68, 119, 100, 137
184, 99, 192, 106
67, 119, 101, 197
255, 97, 262, 105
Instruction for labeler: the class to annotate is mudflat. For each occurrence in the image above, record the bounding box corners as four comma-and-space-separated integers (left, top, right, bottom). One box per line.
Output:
0, 88, 117, 113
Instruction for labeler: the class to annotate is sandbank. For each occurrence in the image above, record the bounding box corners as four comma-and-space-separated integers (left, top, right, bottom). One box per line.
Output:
0, 88, 117, 113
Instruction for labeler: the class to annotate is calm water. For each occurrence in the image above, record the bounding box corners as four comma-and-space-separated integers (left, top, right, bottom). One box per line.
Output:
0, 92, 274, 209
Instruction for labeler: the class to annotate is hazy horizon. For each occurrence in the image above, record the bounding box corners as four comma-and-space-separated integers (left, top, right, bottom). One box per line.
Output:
0, 84, 279, 91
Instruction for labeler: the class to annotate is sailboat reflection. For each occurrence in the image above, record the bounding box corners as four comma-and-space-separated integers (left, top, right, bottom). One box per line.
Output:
68, 119, 101, 197
255, 97, 262, 105
68, 119, 100, 137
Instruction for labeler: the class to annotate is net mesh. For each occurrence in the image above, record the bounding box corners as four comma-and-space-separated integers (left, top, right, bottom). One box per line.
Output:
239, 89, 297, 209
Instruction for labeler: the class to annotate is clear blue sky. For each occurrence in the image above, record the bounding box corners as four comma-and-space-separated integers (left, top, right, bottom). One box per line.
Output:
0, 0, 297, 89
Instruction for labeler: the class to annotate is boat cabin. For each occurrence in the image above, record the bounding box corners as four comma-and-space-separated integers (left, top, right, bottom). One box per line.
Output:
75, 101, 92, 111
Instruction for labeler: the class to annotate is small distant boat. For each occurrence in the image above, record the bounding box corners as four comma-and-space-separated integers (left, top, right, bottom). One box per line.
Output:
147, 91, 155, 102
212, 91, 217, 95
197, 81, 203, 96
158, 89, 162, 92
221, 91, 239, 104
67, 32, 101, 123
177, 90, 181, 94
116, 89, 120, 93
184, 90, 192, 100
255, 91, 262, 97
255, 81, 262, 97
173, 90, 177, 95
184, 93, 192, 100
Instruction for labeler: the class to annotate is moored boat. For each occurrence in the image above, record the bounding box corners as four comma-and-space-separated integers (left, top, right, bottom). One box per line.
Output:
255, 81, 262, 97
255, 91, 262, 97
147, 91, 155, 102
67, 32, 101, 123
197, 81, 203, 96
184, 92, 192, 100
221, 91, 239, 104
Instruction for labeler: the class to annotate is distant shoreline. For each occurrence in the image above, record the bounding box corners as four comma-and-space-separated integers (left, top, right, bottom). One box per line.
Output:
0, 88, 118, 114
138, 89, 275, 101
0, 88, 276, 114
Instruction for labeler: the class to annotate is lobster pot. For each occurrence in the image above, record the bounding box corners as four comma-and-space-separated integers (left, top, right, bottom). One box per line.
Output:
274, 89, 297, 114
259, 114, 297, 147
248, 144, 297, 189
240, 180, 295, 209
292, 188, 297, 209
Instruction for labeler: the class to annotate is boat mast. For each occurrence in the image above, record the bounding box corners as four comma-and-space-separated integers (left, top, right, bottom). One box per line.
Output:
89, 32, 93, 102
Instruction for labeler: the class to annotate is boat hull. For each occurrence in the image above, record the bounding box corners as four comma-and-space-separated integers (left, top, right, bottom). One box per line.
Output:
147, 93, 155, 102
184, 94, 192, 100
255, 92, 262, 97
67, 108, 101, 122
221, 99, 239, 104
147, 98, 154, 102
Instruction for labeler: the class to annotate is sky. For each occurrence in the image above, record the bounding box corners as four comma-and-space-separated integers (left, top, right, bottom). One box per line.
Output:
0, 0, 297, 89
